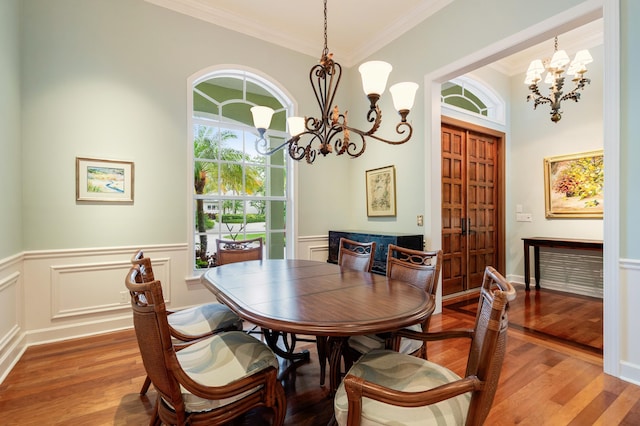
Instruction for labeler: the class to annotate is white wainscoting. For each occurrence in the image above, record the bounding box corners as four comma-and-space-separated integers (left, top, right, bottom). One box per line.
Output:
0, 254, 25, 383
619, 258, 640, 386
20, 244, 195, 346
296, 234, 329, 261
0, 237, 331, 384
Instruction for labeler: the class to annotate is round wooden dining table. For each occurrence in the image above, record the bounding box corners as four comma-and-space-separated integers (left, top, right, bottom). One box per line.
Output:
201, 259, 435, 393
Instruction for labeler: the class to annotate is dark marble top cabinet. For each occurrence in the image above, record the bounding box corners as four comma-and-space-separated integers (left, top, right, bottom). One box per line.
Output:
328, 230, 424, 275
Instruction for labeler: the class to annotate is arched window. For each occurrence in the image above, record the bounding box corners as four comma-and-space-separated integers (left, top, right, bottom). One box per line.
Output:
441, 75, 505, 125
189, 68, 293, 270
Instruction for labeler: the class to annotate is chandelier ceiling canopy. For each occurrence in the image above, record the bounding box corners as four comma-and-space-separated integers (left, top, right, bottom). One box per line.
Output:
524, 36, 593, 123
250, 0, 418, 164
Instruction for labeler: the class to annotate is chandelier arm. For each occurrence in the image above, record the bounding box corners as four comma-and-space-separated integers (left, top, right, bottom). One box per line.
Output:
527, 84, 552, 108
560, 77, 590, 102
254, 135, 295, 157
341, 121, 413, 146
334, 131, 366, 158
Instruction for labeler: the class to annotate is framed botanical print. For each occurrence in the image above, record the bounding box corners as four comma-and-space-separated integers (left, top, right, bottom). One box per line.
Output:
365, 165, 396, 217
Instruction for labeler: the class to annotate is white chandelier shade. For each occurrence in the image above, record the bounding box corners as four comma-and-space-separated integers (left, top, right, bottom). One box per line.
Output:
248, 0, 418, 164
524, 36, 593, 122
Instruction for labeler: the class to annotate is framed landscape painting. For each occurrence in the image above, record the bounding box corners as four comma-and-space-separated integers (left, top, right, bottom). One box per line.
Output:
76, 157, 134, 203
365, 165, 396, 217
543, 150, 603, 218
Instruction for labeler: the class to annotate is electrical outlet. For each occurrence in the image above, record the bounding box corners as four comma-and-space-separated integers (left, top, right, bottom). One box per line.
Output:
417, 215, 424, 226
120, 291, 129, 304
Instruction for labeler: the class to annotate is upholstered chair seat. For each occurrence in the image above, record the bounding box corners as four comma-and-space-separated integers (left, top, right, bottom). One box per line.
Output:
172, 331, 279, 413
131, 249, 244, 395
125, 265, 286, 425
334, 266, 515, 426
167, 303, 242, 339
334, 349, 471, 426
347, 323, 423, 356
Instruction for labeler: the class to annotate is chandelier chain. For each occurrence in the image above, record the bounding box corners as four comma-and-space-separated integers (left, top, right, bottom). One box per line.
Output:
323, 0, 329, 58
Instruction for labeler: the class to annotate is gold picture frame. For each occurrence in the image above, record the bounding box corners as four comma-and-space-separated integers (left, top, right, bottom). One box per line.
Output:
365, 165, 396, 217
543, 150, 603, 218
76, 157, 135, 203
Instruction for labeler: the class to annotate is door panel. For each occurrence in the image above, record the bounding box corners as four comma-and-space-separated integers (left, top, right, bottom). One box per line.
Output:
441, 126, 466, 294
442, 124, 500, 296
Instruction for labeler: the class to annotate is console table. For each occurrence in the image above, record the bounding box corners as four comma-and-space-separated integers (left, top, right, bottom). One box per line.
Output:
328, 230, 423, 275
522, 237, 603, 291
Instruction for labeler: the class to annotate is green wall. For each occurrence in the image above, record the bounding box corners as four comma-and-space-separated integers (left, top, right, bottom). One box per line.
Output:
621, 0, 640, 258
0, 0, 22, 258
11, 0, 639, 261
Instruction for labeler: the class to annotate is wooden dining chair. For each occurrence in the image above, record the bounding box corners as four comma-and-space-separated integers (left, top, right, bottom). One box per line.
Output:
347, 245, 443, 360
333, 266, 515, 426
125, 265, 286, 426
337, 238, 377, 273
131, 249, 242, 395
313, 237, 378, 386
215, 237, 263, 266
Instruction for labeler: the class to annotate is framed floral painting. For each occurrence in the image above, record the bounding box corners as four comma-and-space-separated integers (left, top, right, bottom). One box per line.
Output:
543, 150, 603, 218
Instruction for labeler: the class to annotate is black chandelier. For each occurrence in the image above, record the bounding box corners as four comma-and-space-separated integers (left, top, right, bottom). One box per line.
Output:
524, 36, 593, 123
250, 0, 418, 164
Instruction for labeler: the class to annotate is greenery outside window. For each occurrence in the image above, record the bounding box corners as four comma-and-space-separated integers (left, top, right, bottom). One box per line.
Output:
192, 71, 290, 269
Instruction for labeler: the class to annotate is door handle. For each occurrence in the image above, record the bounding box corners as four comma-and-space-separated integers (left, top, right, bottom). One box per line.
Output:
461, 218, 471, 236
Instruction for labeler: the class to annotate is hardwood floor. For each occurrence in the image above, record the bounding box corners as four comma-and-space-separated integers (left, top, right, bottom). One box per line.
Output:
1, 288, 638, 425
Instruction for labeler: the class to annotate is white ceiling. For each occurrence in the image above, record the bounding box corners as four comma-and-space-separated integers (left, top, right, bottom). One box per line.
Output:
145, 0, 602, 77
144, 0, 454, 66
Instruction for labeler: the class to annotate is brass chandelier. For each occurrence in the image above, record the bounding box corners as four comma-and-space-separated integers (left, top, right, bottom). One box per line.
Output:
250, 0, 419, 164
524, 36, 593, 123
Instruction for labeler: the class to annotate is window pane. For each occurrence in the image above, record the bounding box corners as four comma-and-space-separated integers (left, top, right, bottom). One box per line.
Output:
247, 165, 265, 197
268, 200, 286, 230
194, 160, 220, 195
268, 231, 286, 259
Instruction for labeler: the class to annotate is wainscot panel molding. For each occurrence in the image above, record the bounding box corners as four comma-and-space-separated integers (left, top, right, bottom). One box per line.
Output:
0, 244, 227, 385
22, 244, 192, 346
619, 258, 640, 386
50, 257, 171, 319
0, 255, 25, 384
296, 234, 329, 262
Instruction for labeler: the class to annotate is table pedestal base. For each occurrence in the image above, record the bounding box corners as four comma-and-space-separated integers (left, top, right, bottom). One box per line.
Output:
262, 329, 311, 380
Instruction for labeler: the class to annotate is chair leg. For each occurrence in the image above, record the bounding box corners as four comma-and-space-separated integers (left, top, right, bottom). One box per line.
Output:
140, 375, 152, 395
317, 336, 327, 386
149, 396, 161, 426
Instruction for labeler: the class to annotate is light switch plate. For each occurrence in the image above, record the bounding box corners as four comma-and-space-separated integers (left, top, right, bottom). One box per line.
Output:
516, 213, 532, 222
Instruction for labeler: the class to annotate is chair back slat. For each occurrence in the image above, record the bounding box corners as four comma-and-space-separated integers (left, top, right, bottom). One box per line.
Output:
124, 266, 184, 413
338, 238, 376, 272
465, 266, 515, 425
386, 245, 442, 296
216, 237, 264, 266
131, 249, 155, 282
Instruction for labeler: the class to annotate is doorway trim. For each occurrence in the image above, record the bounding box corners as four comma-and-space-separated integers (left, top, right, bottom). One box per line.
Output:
423, 0, 620, 377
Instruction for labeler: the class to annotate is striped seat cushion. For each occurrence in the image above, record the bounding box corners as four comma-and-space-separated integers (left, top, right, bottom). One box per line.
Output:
168, 303, 242, 336
170, 331, 278, 413
334, 349, 471, 426
348, 324, 424, 356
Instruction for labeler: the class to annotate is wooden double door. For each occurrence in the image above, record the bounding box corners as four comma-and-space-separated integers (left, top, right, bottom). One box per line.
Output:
441, 120, 505, 296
